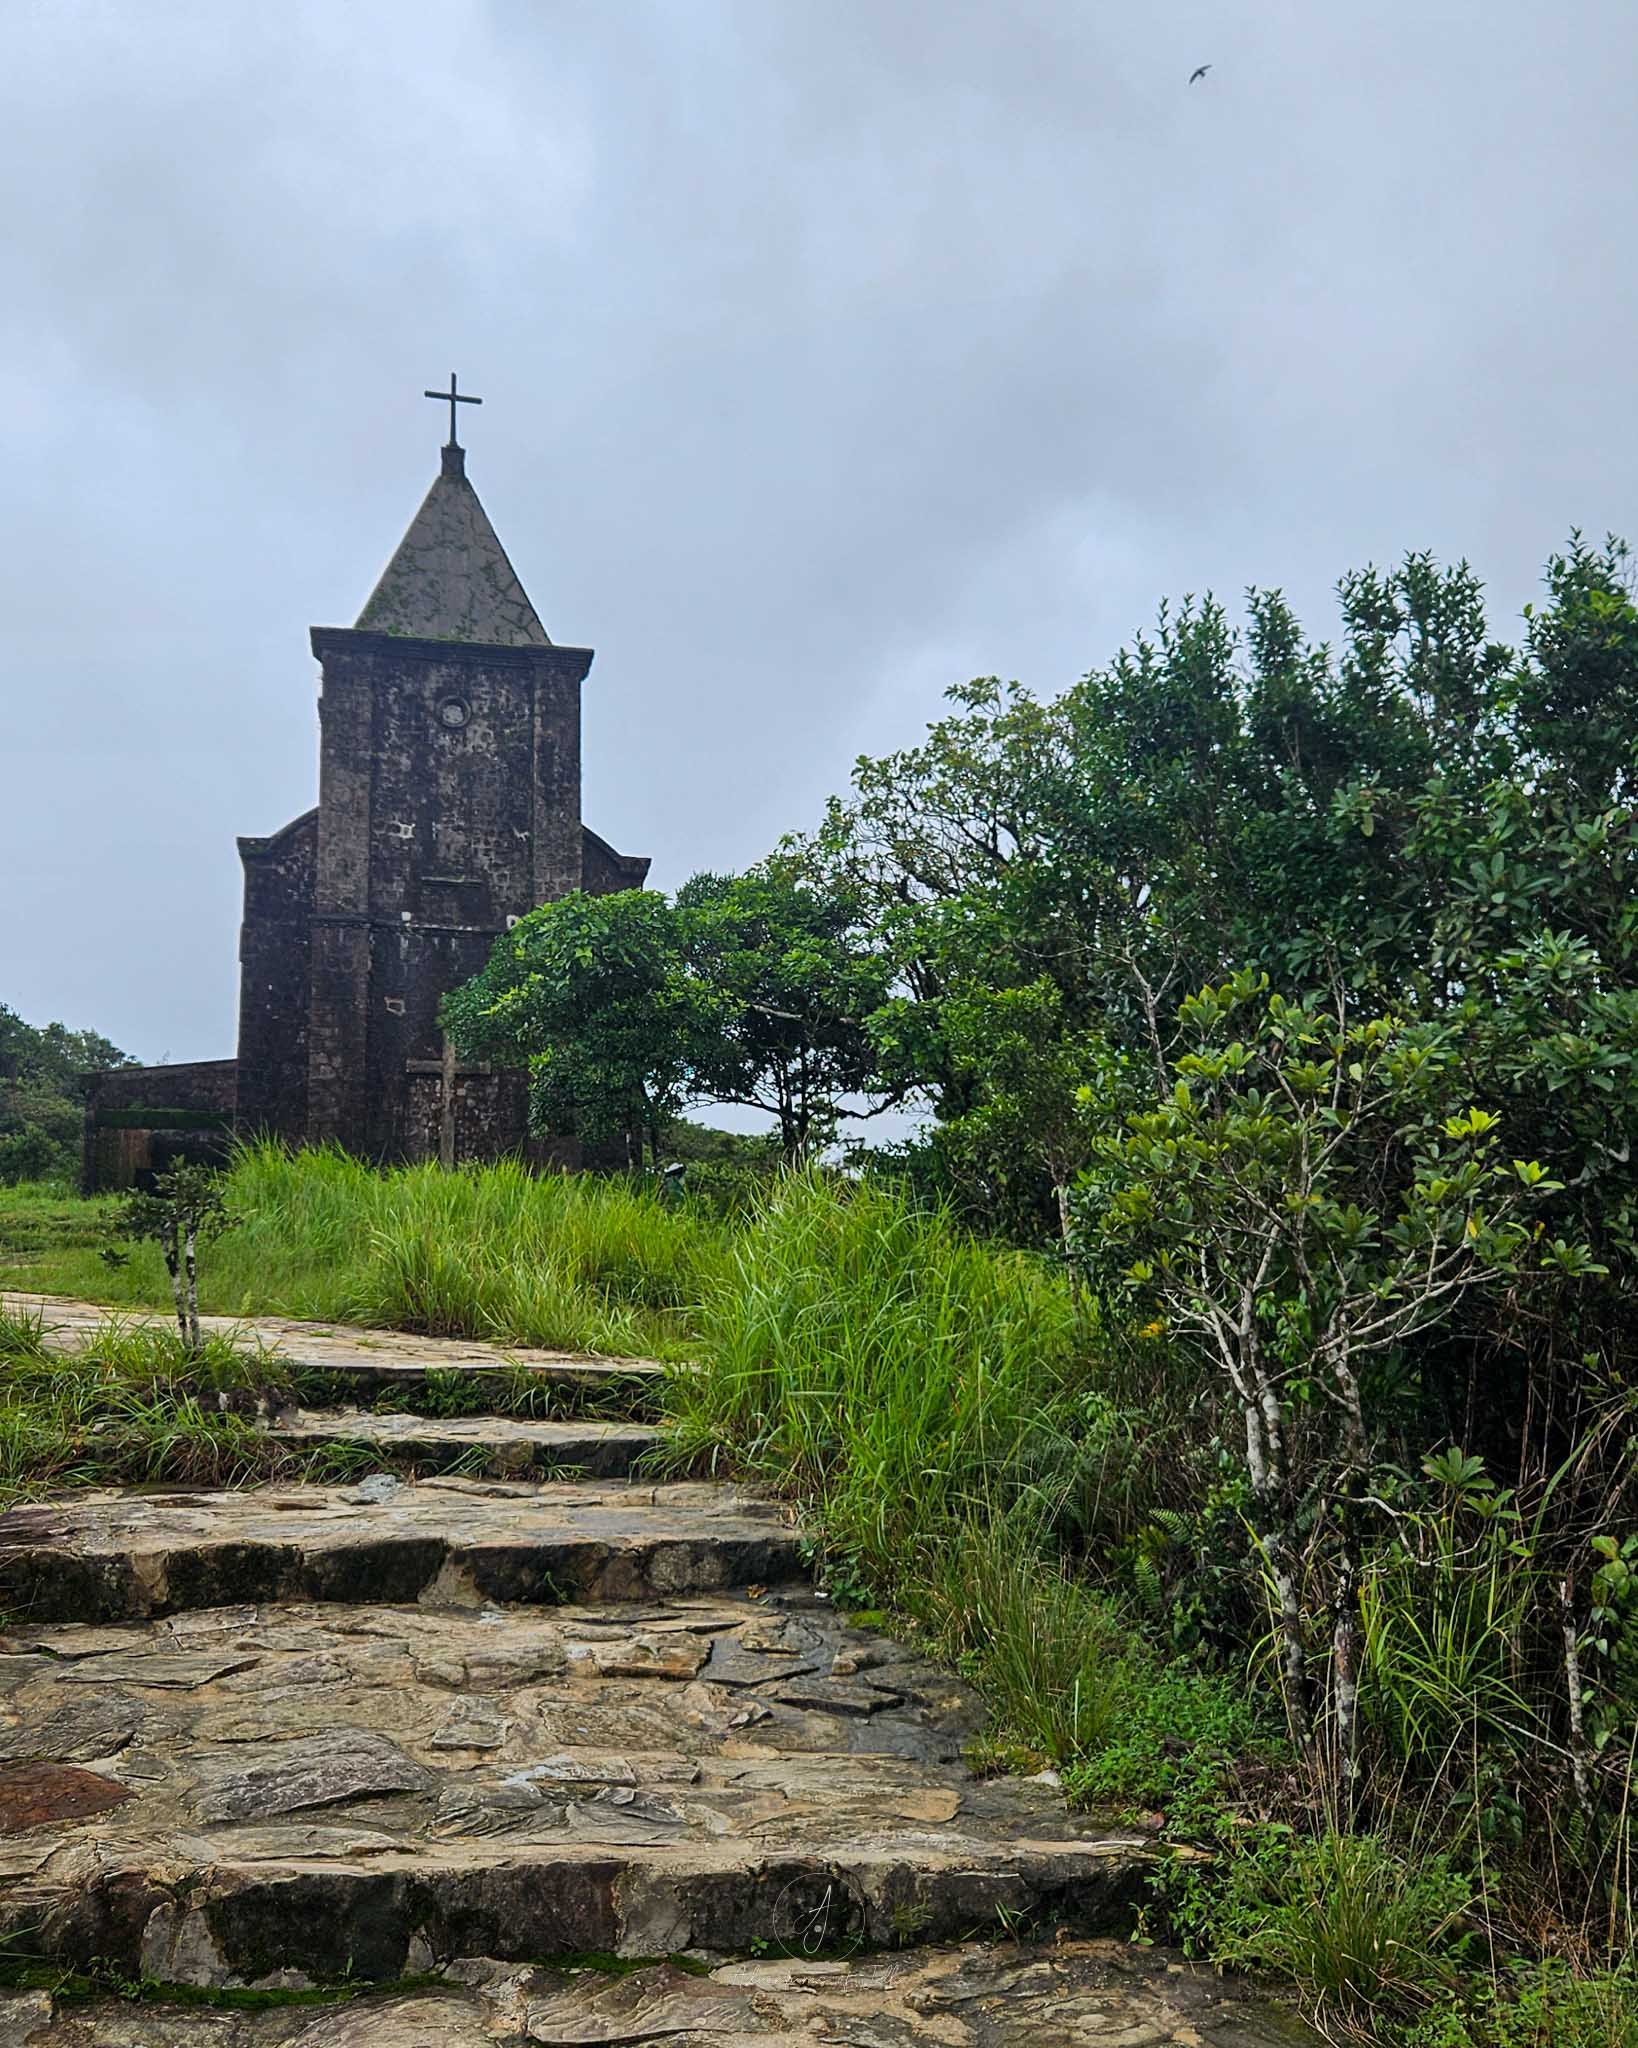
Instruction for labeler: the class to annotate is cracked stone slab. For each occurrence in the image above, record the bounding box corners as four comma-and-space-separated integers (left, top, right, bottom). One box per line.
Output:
0, 1480, 800, 1622
772, 1675, 899, 1716
701, 1619, 831, 1689
178, 1824, 412, 1864
0, 1764, 134, 1834
428, 1697, 509, 1751
7, 1628, 144, 1661
52, 1652, 260, 1690
0, 1943, 1316, 2043
0, 1693, 143, 1765
1, 1295, 667, 1394
266, 1408, 663, 1480
0, 1657, 48, 1696
588, 1634, 709, 1682
192, 1731, 436, 1823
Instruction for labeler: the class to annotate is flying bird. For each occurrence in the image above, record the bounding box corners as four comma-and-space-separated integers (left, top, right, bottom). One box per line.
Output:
1189, 64, 1211, 84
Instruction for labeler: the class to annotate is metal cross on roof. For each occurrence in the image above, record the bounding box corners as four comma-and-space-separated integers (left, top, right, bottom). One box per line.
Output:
423, 372, 482, 448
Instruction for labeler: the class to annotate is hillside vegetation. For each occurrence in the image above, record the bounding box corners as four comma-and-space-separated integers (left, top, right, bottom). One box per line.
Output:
0, 1005, 130, 1184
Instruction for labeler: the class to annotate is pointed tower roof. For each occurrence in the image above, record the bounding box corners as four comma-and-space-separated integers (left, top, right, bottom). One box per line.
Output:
355, 445, 550, 647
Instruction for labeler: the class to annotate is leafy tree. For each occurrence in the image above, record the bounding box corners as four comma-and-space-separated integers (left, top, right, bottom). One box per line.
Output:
115, 1163, 237, 1356
795, 542, 1638, 1413
444, 870, 891, 1164
0, 1002, 133, 1183
1077, 973, 1583, 1780
674, 867, 894, 1159
660, 1118, 783, 1166
871, 976, 1118, 1243
443, 890, 704, 1167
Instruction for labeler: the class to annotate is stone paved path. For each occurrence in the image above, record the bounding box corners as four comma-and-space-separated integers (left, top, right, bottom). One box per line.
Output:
0, 1301, 1311, 2044
3, 1295, 663, 1395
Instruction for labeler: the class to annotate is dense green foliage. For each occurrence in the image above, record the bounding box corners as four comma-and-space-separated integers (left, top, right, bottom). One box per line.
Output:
0, 1003, 131, 1183
783, 543, 1638, 2037
445, 866, 891, 1161
802, 540, 1638, 1256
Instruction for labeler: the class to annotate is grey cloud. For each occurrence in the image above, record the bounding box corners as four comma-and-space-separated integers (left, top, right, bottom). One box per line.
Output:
4, 0, 1635, 1057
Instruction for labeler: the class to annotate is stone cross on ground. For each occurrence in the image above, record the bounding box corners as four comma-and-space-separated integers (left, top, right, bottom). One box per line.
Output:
424, 370, 481, 447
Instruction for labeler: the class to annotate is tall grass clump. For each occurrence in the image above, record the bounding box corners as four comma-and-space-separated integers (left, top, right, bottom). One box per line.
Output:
666, 1170, 1094, 1577
234, 1145, 728, 1356
0, 1304, 360, 1504
9, 1143, 730, 1360
658, 1171, 1193, 1768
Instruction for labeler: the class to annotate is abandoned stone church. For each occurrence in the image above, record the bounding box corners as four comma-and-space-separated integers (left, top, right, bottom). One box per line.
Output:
84, 412, 648, 1189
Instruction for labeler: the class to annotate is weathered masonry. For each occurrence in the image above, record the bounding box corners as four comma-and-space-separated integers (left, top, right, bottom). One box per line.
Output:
85, 407, 647, 1188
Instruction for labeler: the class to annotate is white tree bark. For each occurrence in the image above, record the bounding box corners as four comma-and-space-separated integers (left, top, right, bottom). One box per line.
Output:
162, 1230, 188, 1350
183, 1218, 201, 1357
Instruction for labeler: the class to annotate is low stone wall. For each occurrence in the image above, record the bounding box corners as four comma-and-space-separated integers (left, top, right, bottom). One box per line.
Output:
81, 1059, 238, 1192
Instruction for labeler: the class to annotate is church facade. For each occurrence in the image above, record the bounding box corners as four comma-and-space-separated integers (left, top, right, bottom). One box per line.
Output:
84, 428, 647, 1189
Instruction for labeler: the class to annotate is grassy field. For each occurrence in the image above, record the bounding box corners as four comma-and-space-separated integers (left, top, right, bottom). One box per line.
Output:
2, 1145, 723, 1360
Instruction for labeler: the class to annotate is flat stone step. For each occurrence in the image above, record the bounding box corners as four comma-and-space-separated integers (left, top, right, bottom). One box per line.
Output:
11, 1833, 1155, 1985
0, 1481, 798, 1623
0, 1594, 1159, 1985
0, 1943, 1315, 2046
2, 1294, 669, 1401
267, 1407, 663, 1480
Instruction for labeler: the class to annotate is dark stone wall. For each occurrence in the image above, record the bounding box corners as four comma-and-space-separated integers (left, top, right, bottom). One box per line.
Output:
303, 628, 595, 1163
403, 1066, 544, 1165
235, 808, 317, 1142
82, 1059, 239, 1192
89, 1060, 240, 1115
582, 824, 653, 896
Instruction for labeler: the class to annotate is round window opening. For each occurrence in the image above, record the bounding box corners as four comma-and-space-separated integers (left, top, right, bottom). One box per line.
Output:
438, 698, 470, 730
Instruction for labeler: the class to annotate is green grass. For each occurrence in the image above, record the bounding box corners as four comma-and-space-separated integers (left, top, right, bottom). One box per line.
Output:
4, 1144, 728, 1360
664, 1169, 1096, 1554
0, 1306, 375, 1504
0, 1178, 116, 1266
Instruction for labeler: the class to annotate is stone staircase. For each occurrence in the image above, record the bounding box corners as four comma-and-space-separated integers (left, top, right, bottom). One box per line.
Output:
0, 1302, 1307, 2044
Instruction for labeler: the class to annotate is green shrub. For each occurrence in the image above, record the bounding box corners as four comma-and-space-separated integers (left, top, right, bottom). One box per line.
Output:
1172, 1828, 1474, 2034
1410, 1959, 1638, 2048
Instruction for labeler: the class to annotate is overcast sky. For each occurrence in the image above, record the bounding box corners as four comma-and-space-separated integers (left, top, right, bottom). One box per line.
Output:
5, 0, 1636, 1064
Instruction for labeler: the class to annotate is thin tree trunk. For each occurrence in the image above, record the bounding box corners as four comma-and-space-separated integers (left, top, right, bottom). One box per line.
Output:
1327, 1345, 1372, 1802
1332, 1542, 1361, 1808
184, 1220, 201, 1357
1241, 1388, 1313, 1751
162, 1232, 187, 1350
1271, 1532, 1315, 1751
1560, 1574, 1594, 1818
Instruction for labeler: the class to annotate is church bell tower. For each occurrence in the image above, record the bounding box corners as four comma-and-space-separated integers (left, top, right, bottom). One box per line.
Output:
234, 380, 648, 1165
